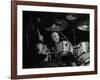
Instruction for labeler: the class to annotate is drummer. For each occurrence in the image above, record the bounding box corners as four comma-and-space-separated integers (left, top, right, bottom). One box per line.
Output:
51, 32, 77, 66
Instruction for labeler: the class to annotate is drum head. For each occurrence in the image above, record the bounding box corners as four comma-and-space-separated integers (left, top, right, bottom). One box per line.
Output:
55, 51, 75, 66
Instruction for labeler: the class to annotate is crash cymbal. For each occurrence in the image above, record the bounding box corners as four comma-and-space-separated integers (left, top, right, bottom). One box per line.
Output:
46, 19, 67, 32
77, 25, 89, 31
77, 20, 89, 31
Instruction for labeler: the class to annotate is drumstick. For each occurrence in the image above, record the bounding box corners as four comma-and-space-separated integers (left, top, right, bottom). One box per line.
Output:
37, 28, 44, 41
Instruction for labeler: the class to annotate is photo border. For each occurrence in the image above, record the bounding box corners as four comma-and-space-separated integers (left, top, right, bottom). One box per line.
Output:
11, 1, 97, 79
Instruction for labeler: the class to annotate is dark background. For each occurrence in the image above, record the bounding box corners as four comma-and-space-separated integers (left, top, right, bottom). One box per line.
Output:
23, 11, 89, 68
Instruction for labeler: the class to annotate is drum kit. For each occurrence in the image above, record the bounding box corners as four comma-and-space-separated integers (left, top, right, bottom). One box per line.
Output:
35, 16, 90, 66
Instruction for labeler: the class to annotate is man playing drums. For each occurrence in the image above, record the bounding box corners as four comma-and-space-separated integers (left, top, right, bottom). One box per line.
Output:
51, 32, 77, 66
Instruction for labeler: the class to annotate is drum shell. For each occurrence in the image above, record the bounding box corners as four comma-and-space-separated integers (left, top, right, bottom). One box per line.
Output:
56, 41, 73, 54
55, 41, 74, 66
73, 42, 90, 65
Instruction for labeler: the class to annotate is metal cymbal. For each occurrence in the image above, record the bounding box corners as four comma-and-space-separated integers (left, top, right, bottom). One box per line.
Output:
46, 19, 68, 32
77, 25, 89, 31
77, 20, 89, 31
66, 14, 78, 21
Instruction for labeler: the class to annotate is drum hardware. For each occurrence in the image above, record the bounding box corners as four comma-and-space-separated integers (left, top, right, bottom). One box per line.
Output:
66, 14, 78, 46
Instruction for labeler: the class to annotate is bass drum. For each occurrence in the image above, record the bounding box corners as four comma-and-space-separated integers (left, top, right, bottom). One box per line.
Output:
73, 42, 90, 66
55, 41, 75, 66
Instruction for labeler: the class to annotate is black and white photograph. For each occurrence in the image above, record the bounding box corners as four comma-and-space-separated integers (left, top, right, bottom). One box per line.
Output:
23, 11, 90, 68
11, 1, 97, 79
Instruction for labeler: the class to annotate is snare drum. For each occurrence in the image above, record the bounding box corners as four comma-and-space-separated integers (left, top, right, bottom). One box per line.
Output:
73, 42, 90, 65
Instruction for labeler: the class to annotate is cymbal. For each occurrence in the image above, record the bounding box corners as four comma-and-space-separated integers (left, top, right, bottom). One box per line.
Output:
66, 14, 78, 21
46, 19, 67, 32
77, 25, 89, 31
46, 25, 65, 31
77, 20, 89, 31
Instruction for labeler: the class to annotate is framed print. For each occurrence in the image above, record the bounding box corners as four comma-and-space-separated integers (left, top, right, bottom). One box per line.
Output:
11, 1, 97, 79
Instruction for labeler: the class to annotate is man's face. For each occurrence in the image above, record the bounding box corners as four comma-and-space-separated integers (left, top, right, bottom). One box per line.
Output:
51, 32, 60, 43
